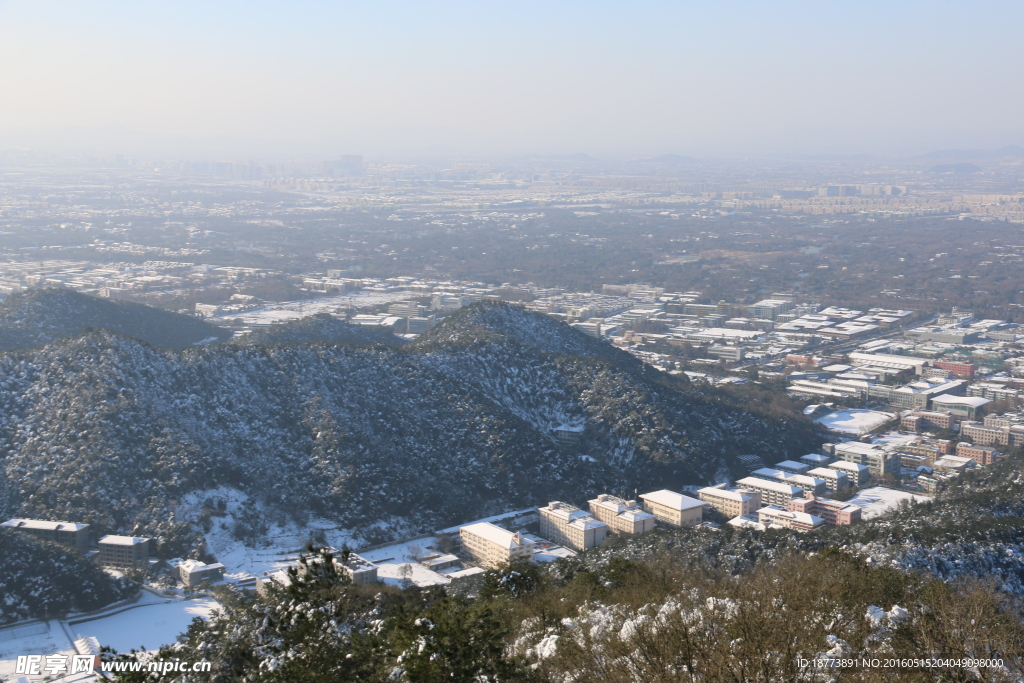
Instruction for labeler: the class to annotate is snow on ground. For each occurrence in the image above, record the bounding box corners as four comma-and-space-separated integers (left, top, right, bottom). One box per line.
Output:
176, 486, 355, 581
210, 290, 419, 327
870, 431, 920, 449
375, 563, 452, 588
358, 537, 439, 565
846, 486, 933, 520
0, 620, 75, 681
72, 597, 219, 655
815, 409, 895, 435
522, 533, 576, 563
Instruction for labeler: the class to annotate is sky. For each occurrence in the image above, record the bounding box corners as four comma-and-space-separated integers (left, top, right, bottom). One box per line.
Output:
0, 0, 1021, 158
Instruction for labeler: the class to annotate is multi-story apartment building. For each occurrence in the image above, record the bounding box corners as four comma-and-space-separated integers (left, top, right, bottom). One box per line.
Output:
757, 505, 824, 532
460, 522, 535, 569
747, 299, 793, 320
539, 502, 608, 551
831, 442, 901, 478
955, 442, 1000, 465
750, 468, 827, 496
901, 410, 956, 432
826, 460, 871, 486
177, 559, 226, 587
933, 359, 975, 378
967, 383, 1019, 402
787, 494, 862, 525
805, 467, 848, 494
697, 485, 761, 518
587, 495, 657, 535
1, 518, 90, 552
734, 477, 804, 507
800, 453, 834, 468
97, 535, 150, 569
959, 414, 1024, 448
638, 490, 705, 528
774, 460, 810, 475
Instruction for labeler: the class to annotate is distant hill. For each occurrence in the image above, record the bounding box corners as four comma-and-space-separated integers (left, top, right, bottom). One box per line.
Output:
920, 145, 1024, 161
929, 162, 982, 174
233, 313, 405, 348
645, 154, 699, 164
0, 288, 231, 351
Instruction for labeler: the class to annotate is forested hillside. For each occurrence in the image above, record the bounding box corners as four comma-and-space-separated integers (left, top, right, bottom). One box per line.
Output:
0, 302, 819, 557
0, 288, 230, 351
0, 528, 136, 625
233, 313, 405, 347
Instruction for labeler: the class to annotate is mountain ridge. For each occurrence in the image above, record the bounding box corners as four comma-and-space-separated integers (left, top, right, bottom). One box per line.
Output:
0, 288, 231, 351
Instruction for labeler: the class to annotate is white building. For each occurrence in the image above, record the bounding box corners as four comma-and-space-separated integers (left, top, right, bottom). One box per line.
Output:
539, 502, 609, 551
639, 490, 705, 527
588, 495, 657, 535
460, 522, 535, 569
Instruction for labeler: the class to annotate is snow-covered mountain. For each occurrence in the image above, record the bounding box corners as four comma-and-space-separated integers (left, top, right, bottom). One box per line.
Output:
0, 288, 231, 351
232, 313, 406, 348
0, 301, 819, 556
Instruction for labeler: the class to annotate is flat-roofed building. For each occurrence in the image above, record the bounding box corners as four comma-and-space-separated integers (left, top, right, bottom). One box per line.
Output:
639, 490, 705, 528
460, 523, 535, 569
930, 395, 990, 420
97, 535, 150, 569
787, 494, 862, 526
750, 468, 827, 496
774, 460, 810, 475
826, 460, 871, 486
1, 518, 90, 552
800, 453, 834, 468
901, 410, 956, 432
757, 505, 824, 532
177, 559, 226, 587
587, 495, 656, 535
847, 352, 929, 375
735, 477, 804, 507
805, 467, 848, 494
697, 485, 761, 518
539, 502, 608, 551
932, 455, 975, 474
831, 442, 901, 478
960, 416, 1024, 448
955, 442, 999, 465
338, 553, 380, 585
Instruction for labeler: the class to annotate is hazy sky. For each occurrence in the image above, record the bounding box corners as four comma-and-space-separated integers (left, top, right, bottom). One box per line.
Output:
1, 0, 1021, 158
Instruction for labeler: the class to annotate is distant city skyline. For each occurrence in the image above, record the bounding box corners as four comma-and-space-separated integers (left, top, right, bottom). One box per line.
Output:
1, 1, 1022, 158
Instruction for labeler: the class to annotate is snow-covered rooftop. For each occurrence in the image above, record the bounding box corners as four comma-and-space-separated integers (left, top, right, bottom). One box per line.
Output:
640, 489, 704, 511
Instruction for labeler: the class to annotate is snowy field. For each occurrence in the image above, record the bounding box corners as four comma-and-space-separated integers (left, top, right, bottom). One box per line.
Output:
846, 486, 932, 520
0, 620, 76, 682
815, 409, 895, 435
209, 290, 420, 327
72, 597, 220, 655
